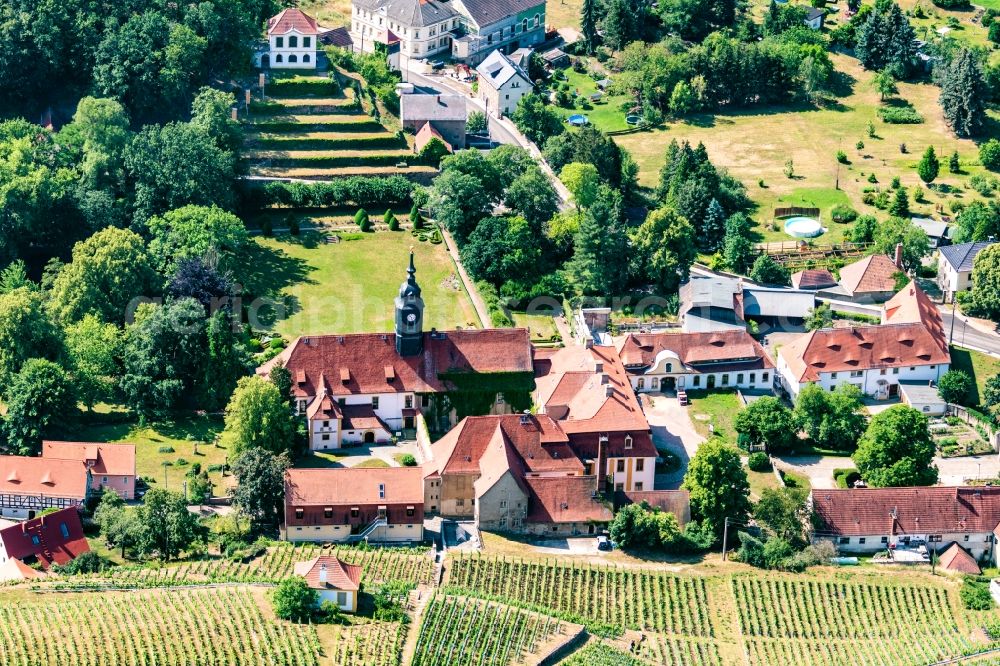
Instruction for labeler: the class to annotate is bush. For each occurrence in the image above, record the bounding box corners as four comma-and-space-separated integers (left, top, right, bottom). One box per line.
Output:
981, 139, 1000, 171
969, 174, 998, 197
747, 452, 772, 472
52, 551, 113, 575
248, 176, 413, 209
830, 204, 858, 223
272, 577, 319, 622
836, 150, 849, 164
355, 208, 371, 231
175, 458, 189, 466
398, 453, 417, 466
288, 218, 300, 235
467, 110, 487, 134
938, 369, 974, 405
410, 203, 423, 229
157, 446, 175, 454
960, 578, 994, 610
877, 106, 924, 124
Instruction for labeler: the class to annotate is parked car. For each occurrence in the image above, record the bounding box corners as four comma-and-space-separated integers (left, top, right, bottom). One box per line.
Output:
596, 536, 612, 551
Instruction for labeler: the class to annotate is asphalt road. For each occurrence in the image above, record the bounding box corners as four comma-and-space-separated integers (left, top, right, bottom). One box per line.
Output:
939, 308, 1000, 356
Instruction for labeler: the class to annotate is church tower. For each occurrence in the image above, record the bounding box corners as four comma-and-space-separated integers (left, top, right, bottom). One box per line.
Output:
395, 250, 424, 356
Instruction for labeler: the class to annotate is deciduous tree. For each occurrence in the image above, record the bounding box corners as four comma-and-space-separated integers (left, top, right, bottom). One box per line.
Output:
230, 448, 291, 536
223, 375, 297, 457
682, 439, 751, 538
853, 405, 937, 487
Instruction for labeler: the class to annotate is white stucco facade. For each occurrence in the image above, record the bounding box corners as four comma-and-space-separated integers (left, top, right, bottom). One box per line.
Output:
819, 532, 996, 563
286, 522, 424, 542
629, 351, 773, 393
303, 392, 418, 450
605, 456, 656, 492
777, 356, 948, 400
269, 30, 318, 69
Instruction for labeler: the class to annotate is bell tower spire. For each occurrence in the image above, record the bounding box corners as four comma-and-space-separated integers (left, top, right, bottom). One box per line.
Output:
395, 249, 424, 356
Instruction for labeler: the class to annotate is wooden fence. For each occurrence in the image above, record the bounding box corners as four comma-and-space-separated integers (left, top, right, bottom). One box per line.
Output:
774, 206, 821, 219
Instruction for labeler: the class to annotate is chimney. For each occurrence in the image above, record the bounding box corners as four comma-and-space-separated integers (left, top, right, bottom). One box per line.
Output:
894, 242, 903, 269
319, 563, 328, 584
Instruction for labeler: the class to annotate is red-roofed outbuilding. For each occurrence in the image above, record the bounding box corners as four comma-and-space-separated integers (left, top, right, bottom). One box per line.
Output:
0, 507, 90, 570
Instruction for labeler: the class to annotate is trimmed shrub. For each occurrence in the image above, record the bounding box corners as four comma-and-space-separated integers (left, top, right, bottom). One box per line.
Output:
356, 208, 372, 232
747, 452, 772, 472
157, 446, 175, 454
253, 176, 414, 208
410, 203, 424, 229
385, 211, 400, 231
878, 106, 924, 124
830, 205, 858, 224
981, 139, 1000, 171
398, 453, 417, 466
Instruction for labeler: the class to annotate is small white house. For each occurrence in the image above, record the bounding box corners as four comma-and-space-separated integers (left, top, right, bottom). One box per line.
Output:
803, 6, 825, 29
267, 8, 320, 70
293, 556, 362, 612
937, 241, 995, 303
476, 49, 533, 117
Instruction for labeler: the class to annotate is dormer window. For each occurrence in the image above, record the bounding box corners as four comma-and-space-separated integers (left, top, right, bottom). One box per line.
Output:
378, 484, 385, 499
625, 435, 633, 449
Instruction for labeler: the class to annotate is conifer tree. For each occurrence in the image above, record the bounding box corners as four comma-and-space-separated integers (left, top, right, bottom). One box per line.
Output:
940, 49, 988, 138
581, 0, 599, 53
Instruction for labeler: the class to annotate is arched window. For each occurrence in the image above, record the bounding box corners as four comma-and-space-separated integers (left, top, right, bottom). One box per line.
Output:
288, 54, 298, 63
275, 54, 283, 63
303, 54, 310, 62
522, 18, 528, 32
289, 35, 298, 48
533, 13, 540, 27
665, 363, 672, 373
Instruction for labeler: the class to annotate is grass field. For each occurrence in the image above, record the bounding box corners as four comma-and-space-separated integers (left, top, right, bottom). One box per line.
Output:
612, 53, 999, 243
511, 312, 561, 342
686, 390, 741, 446
248, 231, 478, 336
950, 345, 1000, 406
60, 413, 227, 490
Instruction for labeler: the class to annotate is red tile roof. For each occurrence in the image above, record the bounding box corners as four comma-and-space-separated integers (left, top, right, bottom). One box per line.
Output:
938, 542, 981, 575
0, 507, 90, 569
261, 329, 533, 399
617, 330, 773, 371
340, 404, 391, 432
42, 441, 136, 477
812, 487, 1000, 537
534, 345, 652, 450
838, 254, 899, 296
524, 476, 613, 524
286, 467, 424, 506
791, 268, 838, 290
427, 414, 581, 478
267, 8, 319, 35
0, 456, 89, 500
779, 282, 949, 382
617, 490, 691, 525
0, 558, 47, 582
415, 121, 453, 154
293, 556, 362, 591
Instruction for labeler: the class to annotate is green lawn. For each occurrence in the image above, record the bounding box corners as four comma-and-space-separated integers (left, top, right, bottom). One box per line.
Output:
949, 346, 1000, 407
551, 67, 633, 133
247, 231, 479, 336
511, 312, 561, 343
747, 467, 781, 500
353, 457, 391, 468
686, 390, 742, 446
613, 53, 999, 244
63, 413, 227, 492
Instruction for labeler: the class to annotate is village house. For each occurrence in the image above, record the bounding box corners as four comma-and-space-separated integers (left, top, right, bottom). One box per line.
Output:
822, 252, 901, 303
937, 241, 995, 303
350, 0, 546, 66
616, 329, 774, 394
400, 93, 468, 149
0, 507, 90, 570
679, 276, 814, 332
42, 441, 136, 500
476, 49, 533, 117
803, 6, 825, 29
284, 467, 425, 543
293, 556, 362, 612
0, 456, 90, 520
533, 344, 657, 493
811, 486, 1000, 565
911, 217, 951, 250
777, 281, 950, 399
265, 8, 319, 69
260, 254, 534, 450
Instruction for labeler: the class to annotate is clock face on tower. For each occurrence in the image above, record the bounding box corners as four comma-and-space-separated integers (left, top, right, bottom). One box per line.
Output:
406, 313, 416, 323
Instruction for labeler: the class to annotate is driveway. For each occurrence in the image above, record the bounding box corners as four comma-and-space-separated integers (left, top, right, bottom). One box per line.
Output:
773, 454, 855, 489
776, 452, 1000, 487
640, 393, 705, 488
305, 441, 424, 468
529, 537, 605, 556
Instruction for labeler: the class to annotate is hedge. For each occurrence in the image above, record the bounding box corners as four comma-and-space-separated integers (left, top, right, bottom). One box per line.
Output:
250, 120, 385, 133
250, 135, 407, 151
877, 106, 923, 124
267, 76, 337, 98
246, 176, 414, 209
252, 154, 415, 168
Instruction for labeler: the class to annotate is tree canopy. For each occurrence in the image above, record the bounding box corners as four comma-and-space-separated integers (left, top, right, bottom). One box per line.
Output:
223, 376, 297, 458
682, 439, 751, 537
852, 405, 937, 487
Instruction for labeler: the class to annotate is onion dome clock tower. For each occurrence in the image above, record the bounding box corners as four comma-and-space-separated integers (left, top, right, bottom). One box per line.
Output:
395, 250, 424, 357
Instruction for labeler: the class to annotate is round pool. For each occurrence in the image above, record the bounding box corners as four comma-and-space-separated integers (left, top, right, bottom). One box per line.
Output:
625, 114, 641, 125
783, 216, 824, 238
567, 114, 589, 126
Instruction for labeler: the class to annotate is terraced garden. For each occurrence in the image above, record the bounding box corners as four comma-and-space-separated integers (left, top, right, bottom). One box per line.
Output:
246, 72, 436, 182
411, 595, 573, 666
0, 587, 322, 666
43, 543, 435, 590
